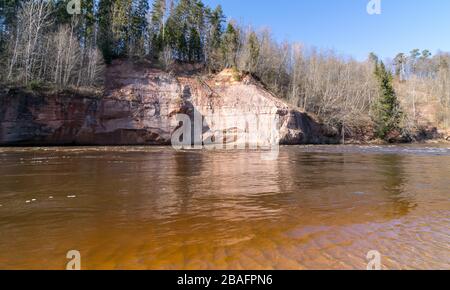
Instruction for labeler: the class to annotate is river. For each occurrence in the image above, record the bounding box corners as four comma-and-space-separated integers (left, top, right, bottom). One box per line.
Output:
0, 145, 449, 269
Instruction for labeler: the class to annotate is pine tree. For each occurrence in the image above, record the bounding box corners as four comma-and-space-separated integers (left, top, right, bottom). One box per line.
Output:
131, 0, 149, 56
222, 23, 239, 68
98, 0, 114, 64
372, 62, 403, 140
111, 0, 133, 57
177, 23, 188, 60
150, 0, 166, 56
163, 0, 211, 62
205, 5, 225, 71
208, 5, 224, 48
52, 0, 69, 25
0, 0, 20, 78
245, 31, 260, 73
81, 0, 96, 46
0, 0, 20, 34
188, 27, 202, 62
394, 53, 406, 80
421, 49, 431, 60
368, 52, 379, 65
409, 49, 420, 74
165, 0, 190, 61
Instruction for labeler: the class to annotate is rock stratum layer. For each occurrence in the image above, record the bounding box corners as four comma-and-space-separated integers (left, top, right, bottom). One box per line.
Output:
0, 61, 336, 146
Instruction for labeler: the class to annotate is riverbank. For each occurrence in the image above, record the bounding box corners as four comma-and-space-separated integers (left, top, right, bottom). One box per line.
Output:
1, 60, 447, 146
0, 61, 337, 146
1, 85, 446, 147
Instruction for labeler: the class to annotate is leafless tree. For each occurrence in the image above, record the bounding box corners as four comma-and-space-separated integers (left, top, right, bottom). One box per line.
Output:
7, 0, 52, 84
5, 1, 104, 89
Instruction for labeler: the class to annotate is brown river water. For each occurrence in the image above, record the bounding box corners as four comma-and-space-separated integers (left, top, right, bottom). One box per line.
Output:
0, 145, 449, 270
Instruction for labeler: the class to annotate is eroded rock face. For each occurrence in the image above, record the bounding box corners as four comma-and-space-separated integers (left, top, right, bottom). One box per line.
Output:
0, 61, 336, 146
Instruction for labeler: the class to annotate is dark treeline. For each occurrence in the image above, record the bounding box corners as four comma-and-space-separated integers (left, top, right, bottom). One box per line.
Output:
0, 0, 235, 87
1, 0, 449, 139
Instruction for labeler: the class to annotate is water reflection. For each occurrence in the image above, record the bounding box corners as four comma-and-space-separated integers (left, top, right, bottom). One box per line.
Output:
0, 146, 449, 269
375, 154, 418, 218
174, 151, 202, 215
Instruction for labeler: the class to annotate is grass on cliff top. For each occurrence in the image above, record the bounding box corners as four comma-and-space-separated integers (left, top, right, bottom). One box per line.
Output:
1, 81, 104, 99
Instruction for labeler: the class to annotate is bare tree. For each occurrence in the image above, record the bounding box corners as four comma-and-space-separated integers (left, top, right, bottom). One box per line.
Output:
5, 1, 104, 90
7, 0, 52, 85
52, 24, 80, 88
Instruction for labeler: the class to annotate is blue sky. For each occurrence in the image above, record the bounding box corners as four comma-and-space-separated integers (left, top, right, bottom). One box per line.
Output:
203, 0, 450, 61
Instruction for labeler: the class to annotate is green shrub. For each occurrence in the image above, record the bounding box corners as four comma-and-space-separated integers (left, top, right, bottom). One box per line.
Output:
28, 80, 43, 91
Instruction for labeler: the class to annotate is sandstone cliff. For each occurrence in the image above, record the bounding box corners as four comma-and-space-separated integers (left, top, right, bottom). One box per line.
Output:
0, 60, 336, 146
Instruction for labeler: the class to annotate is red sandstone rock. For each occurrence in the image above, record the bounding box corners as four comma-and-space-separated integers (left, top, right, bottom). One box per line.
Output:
0, 61, 336, 146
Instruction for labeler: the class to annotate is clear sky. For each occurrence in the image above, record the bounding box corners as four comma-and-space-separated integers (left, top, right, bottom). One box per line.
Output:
203, 0, 450, 61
